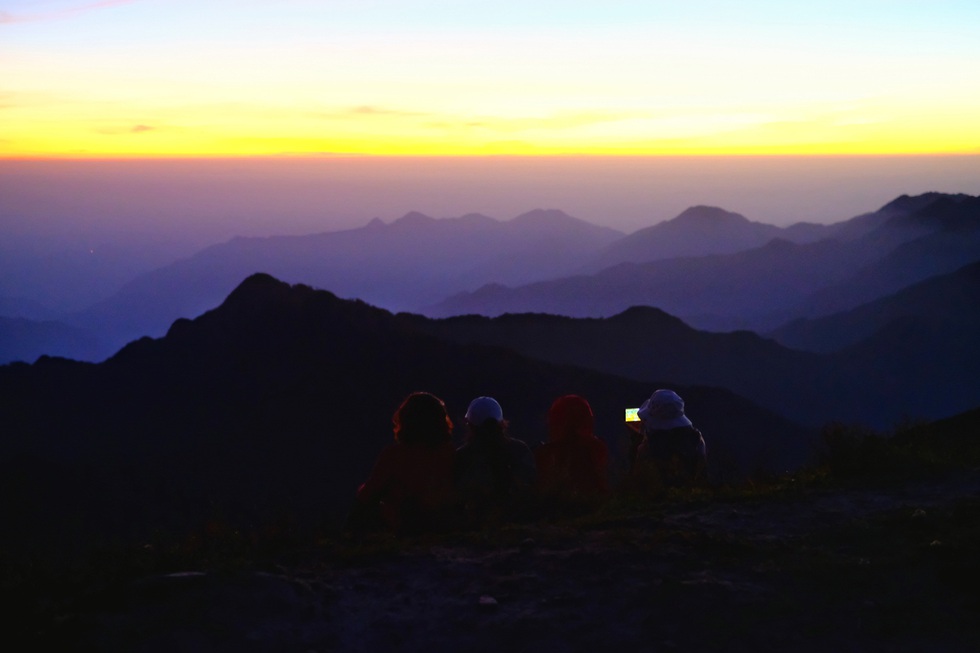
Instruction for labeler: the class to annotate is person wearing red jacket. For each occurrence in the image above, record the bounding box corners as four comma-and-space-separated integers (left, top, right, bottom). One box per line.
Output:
535, 395, 609, 498
355, 392, 457, 534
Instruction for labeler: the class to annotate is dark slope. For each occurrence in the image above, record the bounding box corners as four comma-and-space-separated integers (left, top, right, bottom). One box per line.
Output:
426, 237, 873, 331
405, 277, 980, 430
828, 310, 980, 425
399, 308, 843, 426
0, 274, 808, 551
772, 259, 980, 353
791, 195, 980, 317
399, 309, 853, 427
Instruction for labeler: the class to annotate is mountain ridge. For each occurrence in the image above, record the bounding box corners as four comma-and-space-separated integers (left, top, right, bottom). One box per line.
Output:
428, 193, 980, 332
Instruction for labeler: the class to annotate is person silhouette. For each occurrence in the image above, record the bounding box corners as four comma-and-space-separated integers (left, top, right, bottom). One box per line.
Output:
535, 395, 609, 498
453, 396, 535, 525
631, 389, 707, 486
354, 391, 457, 534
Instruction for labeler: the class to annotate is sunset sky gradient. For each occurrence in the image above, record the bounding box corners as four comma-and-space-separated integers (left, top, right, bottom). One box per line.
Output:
2, 0, 979, 157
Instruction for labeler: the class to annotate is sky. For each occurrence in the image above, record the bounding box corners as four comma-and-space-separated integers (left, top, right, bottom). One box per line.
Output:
2, 0, 980, 157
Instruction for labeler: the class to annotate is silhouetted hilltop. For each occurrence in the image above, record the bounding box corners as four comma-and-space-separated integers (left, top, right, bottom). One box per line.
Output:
877, 191, 974, 216
401, 290, 980, 429
399, 307, 835, 425
593, 206, 783, 268
0, 274, 808, 553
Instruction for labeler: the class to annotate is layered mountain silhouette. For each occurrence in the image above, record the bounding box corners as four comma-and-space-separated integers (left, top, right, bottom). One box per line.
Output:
428, 193, 980, 332
0, 274, 809, 551
587, 195, 946, 271
4, 192, 977, 365
426, 237, 870, 330
783, 195, 980, 319
772, 259, 980, 353
57, 210, 624, 360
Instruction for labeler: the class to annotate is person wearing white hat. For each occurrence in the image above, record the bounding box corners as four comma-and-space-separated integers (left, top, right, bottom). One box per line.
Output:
633, 389, 707, 485
454, 396, 536, 525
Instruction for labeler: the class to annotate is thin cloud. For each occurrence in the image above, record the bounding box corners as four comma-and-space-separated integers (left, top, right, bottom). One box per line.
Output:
95, 124, 158, 135
317, 106, 643, 131
426, 110, 647, 133
0, 0, 136, 25
314, 105, 429, 119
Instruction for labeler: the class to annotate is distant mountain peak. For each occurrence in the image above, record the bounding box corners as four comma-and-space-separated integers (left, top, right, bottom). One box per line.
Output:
511, 208, 577, 225
607, 305, 691, 329
877, 192, 971, 215
758, 237, 798, 251
222, 272, 296, 307
392, 211, 436, 228
456, 212, 497, 226
878, 193, 979, 232
672, 206, 750, 225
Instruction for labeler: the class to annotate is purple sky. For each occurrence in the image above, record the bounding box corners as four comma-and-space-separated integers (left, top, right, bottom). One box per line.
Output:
2, 156, 978, 254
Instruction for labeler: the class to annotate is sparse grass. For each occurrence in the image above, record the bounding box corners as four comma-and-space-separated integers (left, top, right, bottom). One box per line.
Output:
817, 419, 980, 482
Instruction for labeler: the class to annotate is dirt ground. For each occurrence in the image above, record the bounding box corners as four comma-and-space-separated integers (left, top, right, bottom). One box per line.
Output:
35, 471, 980, 652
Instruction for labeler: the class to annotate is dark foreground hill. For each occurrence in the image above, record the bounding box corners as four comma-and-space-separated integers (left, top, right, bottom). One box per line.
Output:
0, 274, 808, 554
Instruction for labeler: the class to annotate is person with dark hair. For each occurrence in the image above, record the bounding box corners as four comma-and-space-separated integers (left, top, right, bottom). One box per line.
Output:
354, 391, 457, 534
454, 396, 535, 525
535, 394, 609, 498
631, 389, 707, 486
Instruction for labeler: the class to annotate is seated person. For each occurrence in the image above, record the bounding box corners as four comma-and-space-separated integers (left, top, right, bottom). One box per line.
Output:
535, 395, 609, 498
454, 396, 535, 524
631, 389, 707, 486
354, 392, 457, 534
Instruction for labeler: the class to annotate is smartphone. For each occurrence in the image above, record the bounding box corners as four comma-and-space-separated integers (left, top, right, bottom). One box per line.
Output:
625, 407, 640, 422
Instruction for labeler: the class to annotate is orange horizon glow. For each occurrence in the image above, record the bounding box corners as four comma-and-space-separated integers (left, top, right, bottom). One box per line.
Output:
4, 150, 980, 161
6, 107, 978, 158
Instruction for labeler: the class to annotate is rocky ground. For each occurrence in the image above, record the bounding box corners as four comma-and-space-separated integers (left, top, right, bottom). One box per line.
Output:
20, 471, 980, 652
